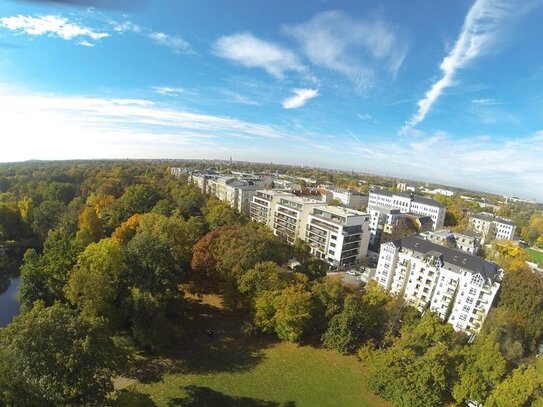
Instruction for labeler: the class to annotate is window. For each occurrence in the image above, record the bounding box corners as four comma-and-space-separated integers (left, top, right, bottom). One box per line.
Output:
459, 313, 467, 321
469, 288, 477, 295
462, 305, 470, 312
466, 296, 474, 304
331, 235, 337, 240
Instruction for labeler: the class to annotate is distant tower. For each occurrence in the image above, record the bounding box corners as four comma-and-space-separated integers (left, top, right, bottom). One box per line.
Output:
229, 155, 232, 166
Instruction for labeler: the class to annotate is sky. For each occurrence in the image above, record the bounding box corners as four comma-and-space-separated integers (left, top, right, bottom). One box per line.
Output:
0, 0, 542, 200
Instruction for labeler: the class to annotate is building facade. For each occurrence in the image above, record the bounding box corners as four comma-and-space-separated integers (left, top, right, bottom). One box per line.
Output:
250, 190, 371, 267
372, 235, 500, 333
469, 212, 516, 243
368, 190, 445, 230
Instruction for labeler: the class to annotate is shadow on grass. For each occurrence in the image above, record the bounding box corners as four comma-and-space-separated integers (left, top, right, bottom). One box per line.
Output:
167, 386, 296, 407
166, 298, 278, 375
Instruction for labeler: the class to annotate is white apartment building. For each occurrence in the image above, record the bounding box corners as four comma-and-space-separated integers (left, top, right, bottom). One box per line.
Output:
250, 190, 371, 267
373, 235, 500, 333
421, 230, 480, 255
368, 190, 445, 231
190, 173, 266, 215
367, 205, 404, 245
469, 212, 516, 243
319, 187, 368, 210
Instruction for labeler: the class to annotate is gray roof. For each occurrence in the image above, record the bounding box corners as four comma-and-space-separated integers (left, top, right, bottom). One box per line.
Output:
394, 235, 499, 281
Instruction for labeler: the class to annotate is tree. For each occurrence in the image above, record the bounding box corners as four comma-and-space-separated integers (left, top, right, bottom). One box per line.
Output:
18, 229, 79, 311
202, 197, 242, 230
272, 283, 313, 342
111, 184, 162, 225
238, 261, 286, 307
322, 294, 367, 354
497, 264, 543, 353
0, 302, 121, 406
485, 365, 541, 407
452, 333, 507, 405
65, 238, 125, 326
30, 199, 65, 238
364, 313, 460, 407
74, 205, 104, 248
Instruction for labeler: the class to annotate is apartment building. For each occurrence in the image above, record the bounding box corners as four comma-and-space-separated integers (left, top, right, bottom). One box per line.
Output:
421, 230, 480, 255
368, 190, 445, 230
250, 190, 371, 267
373, 235, 500, 333
190, 173, 266, 215
318, 186, 368, 210
469, 212, 516, 243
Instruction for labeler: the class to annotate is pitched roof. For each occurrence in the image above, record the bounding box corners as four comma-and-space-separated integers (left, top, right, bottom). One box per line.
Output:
394, 235, 499, 281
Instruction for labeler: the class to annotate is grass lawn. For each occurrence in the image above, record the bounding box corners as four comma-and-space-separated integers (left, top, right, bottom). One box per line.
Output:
124, 294, 391, 407
527, 248, 543, 266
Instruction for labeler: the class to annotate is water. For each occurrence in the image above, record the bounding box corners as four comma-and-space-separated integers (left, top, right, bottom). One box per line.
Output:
0, 276, 20, 327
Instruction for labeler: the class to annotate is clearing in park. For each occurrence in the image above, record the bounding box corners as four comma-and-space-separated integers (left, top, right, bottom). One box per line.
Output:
119, 294, 391, 407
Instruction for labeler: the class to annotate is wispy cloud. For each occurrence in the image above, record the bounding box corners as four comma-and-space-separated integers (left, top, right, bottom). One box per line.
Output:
282, 88, 319, 109
152, 86, 185, 95
219, 90, 260, 106
403, 0, 528, 130
471, 98, 501, 105
0, 88, 301, 163
0, 15, 109, 45
213, 32, 305, 79
356, 113, 375, 122
147, 31, 191, 54
112, 20, 191, 54
283, 10, 408, 89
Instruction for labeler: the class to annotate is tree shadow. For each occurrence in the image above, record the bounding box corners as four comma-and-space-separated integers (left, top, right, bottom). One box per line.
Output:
167, 385, 296, 407
113, 389, 157, 406
166, 298, 278, 375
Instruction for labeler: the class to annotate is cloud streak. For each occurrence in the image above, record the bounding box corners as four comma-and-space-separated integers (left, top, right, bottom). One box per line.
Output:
283, 10, 408, 89
0, 15, 109, 44
403, 0, 523, 130
282, 88, 319, 109
213, 32, 305, 79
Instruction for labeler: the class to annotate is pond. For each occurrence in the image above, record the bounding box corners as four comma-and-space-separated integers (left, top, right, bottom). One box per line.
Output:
0, 276, 20, 327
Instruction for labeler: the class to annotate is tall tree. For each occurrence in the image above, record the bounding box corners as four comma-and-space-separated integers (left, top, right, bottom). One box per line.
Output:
0, 302, 121, 406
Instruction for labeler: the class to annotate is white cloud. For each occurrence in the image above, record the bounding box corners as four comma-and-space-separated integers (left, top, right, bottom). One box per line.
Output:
147, 31, 191, 54
0, 87, 304, 162
0, 15, 109, 44
282, 88, 319, 109
213, 32, 305, 79
220, 90, 260, 106
283, 10, 408, 88
356, 113, 374, 122
404, 0, 531, 130
153, 86, 185, 95
112, 20, 191, 54
471, 98, 501, 105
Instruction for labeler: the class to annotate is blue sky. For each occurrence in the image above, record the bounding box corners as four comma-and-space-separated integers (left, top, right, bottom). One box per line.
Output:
0, 0, 542, 200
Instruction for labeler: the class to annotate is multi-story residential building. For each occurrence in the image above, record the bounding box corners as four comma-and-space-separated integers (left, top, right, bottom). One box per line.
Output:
190, 173, 266, 215
305, 206, 371, 266
250, 190, 371, 267
318, 187, 368, 210
373, 235, 500, 333
368, 189, 445, 231
367, 205, 404, 245
421, 230, 480, 255
469, 212, 516, 243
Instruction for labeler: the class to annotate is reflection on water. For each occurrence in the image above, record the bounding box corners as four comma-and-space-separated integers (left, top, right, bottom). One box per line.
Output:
0, 251, 23, 327
0, 276, 20, 327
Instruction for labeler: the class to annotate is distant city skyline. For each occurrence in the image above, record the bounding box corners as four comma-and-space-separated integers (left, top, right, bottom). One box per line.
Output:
1, 0, 542, 200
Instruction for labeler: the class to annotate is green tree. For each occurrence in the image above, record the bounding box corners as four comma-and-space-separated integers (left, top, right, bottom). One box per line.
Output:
272, 283, 313, 342
322, 294, 367, 354
0, 302, 121, 406
202, 197, 241, 230
452, 333, 507, 405
111, 184, 162, 225
30, 199, 66, 238
65, 238, 125, 326
485, 365, 541, 407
